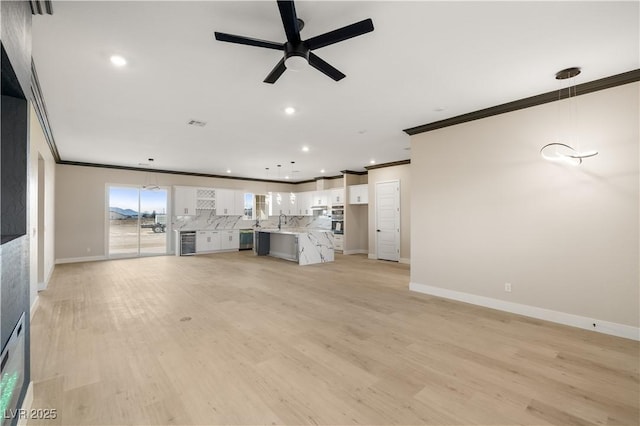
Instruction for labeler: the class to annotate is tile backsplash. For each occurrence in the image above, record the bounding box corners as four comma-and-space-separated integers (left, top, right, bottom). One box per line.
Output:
173, 210, 331, 231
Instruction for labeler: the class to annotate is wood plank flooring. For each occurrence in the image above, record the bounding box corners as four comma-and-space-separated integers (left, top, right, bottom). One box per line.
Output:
29, 252, 639, 425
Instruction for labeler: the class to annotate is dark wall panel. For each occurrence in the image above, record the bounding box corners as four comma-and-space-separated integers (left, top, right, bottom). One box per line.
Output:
1, 95, 28, 243
0, 1, 33, 96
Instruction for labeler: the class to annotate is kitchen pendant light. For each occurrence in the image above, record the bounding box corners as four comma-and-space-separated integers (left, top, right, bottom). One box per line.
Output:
142, 158, 161, 190
541, 67, 598, 165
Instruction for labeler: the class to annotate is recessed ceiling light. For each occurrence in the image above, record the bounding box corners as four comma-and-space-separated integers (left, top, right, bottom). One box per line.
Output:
285, 175, 290, 179
370, 160, 376, 164
226, 169, 231, 174
320, 169, 325, 173
302, 146, 309, 152
110, 55, 127, 67
284, 107, 296, 115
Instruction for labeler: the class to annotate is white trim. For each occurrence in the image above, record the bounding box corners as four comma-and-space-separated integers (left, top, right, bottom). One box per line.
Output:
30, 296, 39, 320
17, 382, 34, 426
343, 249, 368, 255
56, 255, 107, 264
399, 257, 410, 264
38, 265, 54, 291
368, 253, 377, 260
410, 282, 640, 341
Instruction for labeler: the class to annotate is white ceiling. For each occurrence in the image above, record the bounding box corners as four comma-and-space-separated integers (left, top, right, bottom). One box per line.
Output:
31, 1, 639, 181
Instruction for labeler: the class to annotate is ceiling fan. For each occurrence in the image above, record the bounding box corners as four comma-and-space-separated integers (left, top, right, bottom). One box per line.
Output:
214, 0, 374, 84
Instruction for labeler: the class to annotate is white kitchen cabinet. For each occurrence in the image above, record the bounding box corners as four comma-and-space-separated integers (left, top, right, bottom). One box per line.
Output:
330, 188, 345, 205
174, 186, 197, 215
285, 192, 297, 215
216, 189, 244, 215
220, 230, 239, 250
333, 234, 344, 252
311, 190, 329, 206
270, 192, 291, 215
196, 230, 221, 252
295, 192, 313, 215
348, 184, 369, 204
196, 188, 216, 210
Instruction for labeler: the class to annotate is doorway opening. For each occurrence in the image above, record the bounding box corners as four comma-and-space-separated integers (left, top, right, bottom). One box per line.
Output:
108, 186, 168, 258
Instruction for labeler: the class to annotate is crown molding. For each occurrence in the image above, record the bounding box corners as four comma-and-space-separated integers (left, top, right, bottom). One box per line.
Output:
365, 159, 410, 170
30, 59, 61, 162
404, 69, 640, 136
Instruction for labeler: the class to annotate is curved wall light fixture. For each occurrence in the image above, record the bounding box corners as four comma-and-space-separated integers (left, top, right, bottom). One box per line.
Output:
542, 67, 598, 165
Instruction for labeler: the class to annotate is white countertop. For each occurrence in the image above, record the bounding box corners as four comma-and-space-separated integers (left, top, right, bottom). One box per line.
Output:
257, 228, 332, 236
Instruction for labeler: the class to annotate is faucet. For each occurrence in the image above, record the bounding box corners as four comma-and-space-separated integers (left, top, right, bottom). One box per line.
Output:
278, 213, 287, 230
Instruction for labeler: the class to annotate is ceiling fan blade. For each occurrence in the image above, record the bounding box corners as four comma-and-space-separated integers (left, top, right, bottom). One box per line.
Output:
308, 52, 345, 81
277, 0, 301, 43
305, 18, 374, 50
214, 32, 283, 50
264, 57, 287, 84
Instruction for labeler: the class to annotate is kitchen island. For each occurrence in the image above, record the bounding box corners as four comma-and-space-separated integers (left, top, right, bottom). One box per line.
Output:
255, 229, 334, 265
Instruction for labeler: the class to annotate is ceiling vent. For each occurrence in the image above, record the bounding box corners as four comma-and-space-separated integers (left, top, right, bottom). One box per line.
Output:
187, 119, 207, 127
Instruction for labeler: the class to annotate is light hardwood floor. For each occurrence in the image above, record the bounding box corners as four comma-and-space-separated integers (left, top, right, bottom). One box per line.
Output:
29, 252, 639, 425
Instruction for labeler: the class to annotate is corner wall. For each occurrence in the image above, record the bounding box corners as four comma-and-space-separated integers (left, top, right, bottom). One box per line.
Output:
410, 82, 639, 336
28, 104, 55, 304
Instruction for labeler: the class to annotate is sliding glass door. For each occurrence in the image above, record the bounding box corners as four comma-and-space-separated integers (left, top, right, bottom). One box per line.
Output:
108, 186, 168, 258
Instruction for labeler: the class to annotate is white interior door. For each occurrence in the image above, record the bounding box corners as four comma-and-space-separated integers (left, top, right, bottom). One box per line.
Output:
376, 181, 400, 261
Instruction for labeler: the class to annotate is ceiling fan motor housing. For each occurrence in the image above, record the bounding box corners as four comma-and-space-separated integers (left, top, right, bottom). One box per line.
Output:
285, 41, 309, 61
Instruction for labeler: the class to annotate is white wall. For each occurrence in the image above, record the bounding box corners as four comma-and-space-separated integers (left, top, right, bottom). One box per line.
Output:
28, 104, 56, 308
367, 164, 411, 263
410, 83, 639, 334
55, 164, 300, 261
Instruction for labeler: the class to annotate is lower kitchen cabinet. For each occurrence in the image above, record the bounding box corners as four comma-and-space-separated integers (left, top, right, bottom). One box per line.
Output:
221, 230, 239, 250
195, 230, 239, 253
196, 231, 221, 252
333, 234, 344, 252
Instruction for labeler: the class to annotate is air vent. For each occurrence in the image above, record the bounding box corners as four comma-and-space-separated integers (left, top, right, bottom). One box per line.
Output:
187, 119, 207, 127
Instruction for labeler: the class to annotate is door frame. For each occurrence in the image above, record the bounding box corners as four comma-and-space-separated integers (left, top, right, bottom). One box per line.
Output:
105, 183, 171, 258
375, 179, 400, 261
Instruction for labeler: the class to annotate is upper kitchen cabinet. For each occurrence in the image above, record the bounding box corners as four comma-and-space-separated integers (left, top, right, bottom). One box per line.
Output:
296, 191, 313, 216
174, 186, 197, 215
330, 188, 345, 206
269, 192, 296, 215
216, 188, 244, 216
311, 190, 329, 207
196, 188, 216, 210
348, 184, 368, 205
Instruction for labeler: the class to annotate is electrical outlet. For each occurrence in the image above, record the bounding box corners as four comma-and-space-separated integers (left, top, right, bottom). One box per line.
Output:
504, 282, 512, 292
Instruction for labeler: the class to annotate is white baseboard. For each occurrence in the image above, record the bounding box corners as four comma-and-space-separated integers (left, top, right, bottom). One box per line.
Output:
343, 249, 368, 255
30, 296, 39, 321
17, 382, 34, 426
368, 254, 377, 260
399, 257, 410, 265
410, 282, 640, 341
55, 255, 106, 264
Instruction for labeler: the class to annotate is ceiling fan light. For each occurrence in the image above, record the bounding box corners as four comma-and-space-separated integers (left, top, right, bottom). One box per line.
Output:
285, 55, 307, 72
